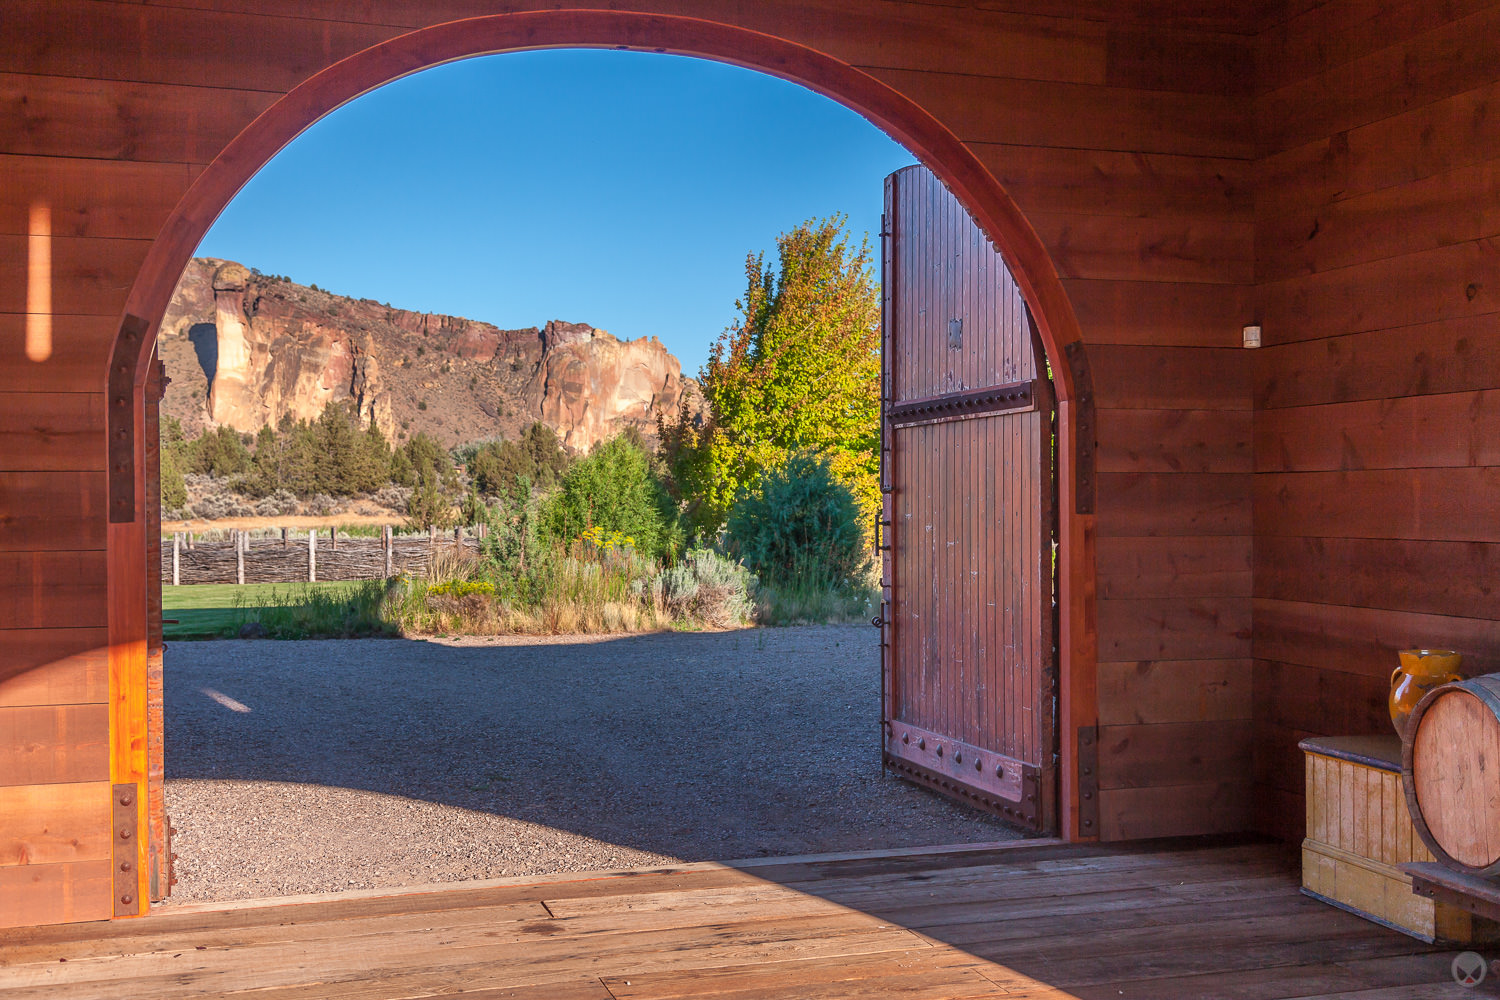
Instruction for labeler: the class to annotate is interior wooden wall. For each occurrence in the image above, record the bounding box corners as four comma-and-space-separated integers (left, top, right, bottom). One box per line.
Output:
1250, 0, 1500, 840
7, 0, 1476, 928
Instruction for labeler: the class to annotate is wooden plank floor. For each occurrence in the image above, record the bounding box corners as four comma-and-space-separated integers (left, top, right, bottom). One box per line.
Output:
0, 839, 1467, 999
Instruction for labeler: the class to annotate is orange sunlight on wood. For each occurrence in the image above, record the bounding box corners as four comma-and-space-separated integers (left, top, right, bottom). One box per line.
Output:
26, 199, 52, 362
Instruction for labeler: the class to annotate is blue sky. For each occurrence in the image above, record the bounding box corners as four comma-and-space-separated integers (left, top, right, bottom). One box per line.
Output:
197, 50, 915, 378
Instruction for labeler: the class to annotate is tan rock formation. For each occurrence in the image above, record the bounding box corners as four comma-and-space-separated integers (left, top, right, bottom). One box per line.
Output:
526, 321, 696, 451
156, 258, 704, 452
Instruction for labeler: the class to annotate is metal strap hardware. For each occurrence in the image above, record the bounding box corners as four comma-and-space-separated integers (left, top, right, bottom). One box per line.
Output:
887, 379, 1034, 427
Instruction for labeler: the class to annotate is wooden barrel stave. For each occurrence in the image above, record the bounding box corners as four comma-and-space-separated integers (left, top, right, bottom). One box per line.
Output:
1402, 674, 1500, 876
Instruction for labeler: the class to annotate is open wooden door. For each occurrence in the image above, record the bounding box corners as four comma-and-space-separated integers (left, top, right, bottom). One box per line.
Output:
878, 165, 1057, 834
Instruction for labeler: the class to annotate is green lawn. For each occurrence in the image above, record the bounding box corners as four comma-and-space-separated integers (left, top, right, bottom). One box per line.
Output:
163, 581, 368, 639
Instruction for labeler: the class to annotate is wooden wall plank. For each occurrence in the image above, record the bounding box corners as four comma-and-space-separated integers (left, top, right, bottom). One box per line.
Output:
1, 0, 398, 93
1097, 658, 1252, 725
975, 144, 1251, 221
0, 394, 106, 472
1255, 314, 1500, 410
1256, 390, 1500, 472
0, 235, 150, 316
1255, 467, 1500, 541
1258, 239, 1500, 346
1098, 720, 1253, 788
1252, 659, 1390, 735
1253, 598, 1500, 679
0, 314, 119, 395
870, 68, 1253, 158
0, 155, 195, 240
0, 705, 109, 786
1096, 535, 1251, 599
1098, 409, 1252, 473
1091, 346, 1252, 409
0, 629, 109, 709
0, 782, 111, 867
1255, 4, 1500, 155
0, 471, 107, 552
1029, 213, 1254, 283
1257, 74, 1500, 222
0, 72, 274, 162
1256, 158, 1500, 282
1097, 473, 1252, 536
1254, 536, 1500, 621
0, 552, 108, 629
0, 859, 112, 929
1061, 279, 1254, 347
1096, 597, 1252, 660
1099, 781, 1251, 840
1254, 0, 1497, 92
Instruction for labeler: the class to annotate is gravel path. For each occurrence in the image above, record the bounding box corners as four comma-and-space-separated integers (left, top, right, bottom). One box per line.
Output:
164, 626, 1022, 904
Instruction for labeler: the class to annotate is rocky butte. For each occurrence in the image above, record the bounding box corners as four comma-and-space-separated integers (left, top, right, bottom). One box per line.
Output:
158, 257, 705, 452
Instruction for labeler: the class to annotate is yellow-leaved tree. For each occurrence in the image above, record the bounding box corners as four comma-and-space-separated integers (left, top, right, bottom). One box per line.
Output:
660, 215, 881, 539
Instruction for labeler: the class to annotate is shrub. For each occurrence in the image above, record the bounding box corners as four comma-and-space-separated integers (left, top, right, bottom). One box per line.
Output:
659, 548, 755, 628
725, 450, 867, 590
542, 435, 678, 560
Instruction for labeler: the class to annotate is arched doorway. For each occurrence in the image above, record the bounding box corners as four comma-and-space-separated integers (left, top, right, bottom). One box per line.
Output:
105, 10, 1098, 915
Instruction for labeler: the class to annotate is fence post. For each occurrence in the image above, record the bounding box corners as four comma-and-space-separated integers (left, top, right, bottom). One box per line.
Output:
308, 528, 317, 583
282, 526, 289, 548
172, 532, 180, 587
236, 529, 245, 586
384, 525, 394, 578
429, 525, 436, 546
331, 525, 338, 551
187, 532, 194, 551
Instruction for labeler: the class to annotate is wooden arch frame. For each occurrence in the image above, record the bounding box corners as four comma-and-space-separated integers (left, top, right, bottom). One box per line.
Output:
108, 9, 1098, 844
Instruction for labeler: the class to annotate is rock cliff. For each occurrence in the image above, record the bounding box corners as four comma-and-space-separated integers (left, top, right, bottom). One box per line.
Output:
157, 258, 704, 451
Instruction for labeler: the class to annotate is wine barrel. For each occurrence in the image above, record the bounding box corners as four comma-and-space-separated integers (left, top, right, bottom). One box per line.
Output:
1401, 674, 1500, 875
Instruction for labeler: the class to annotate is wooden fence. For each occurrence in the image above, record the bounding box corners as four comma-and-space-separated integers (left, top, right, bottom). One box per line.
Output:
162, 527, 484, 585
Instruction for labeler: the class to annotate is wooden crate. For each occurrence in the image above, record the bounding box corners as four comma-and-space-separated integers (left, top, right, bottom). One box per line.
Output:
1301, 735, 1500, 944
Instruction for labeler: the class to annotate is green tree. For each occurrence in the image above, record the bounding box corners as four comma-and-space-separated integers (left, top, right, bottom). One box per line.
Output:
188, 425, 253, 478
663, 215, 881, 537
542, 434, 677, 559
159, 417, 188, 512
725, 450, 867, 589
468, 422, 570, 504
400, 431, 459, 529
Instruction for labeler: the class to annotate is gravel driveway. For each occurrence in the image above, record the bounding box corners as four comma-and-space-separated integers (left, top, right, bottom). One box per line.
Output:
164, 626, 1022, 904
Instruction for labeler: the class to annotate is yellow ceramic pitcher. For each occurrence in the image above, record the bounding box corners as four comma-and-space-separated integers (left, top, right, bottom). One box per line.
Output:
1389, 648, 1463, 739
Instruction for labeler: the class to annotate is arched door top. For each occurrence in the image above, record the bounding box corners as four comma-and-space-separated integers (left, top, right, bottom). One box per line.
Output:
118, 10, 1082, 399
